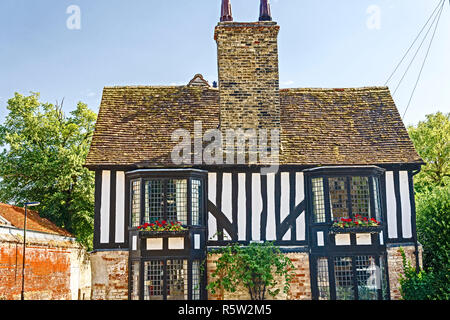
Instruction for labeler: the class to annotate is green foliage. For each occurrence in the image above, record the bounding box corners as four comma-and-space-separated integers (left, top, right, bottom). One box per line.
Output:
405, 111, 450, 299
0, 93, 97, 250
207, 242, 295, 300
399, 248, 437, 300
415, 186, 450, 299
408, 112, 450, 193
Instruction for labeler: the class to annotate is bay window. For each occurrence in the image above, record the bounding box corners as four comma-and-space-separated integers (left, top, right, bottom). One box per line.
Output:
309, 167, 384, 224
127, 169, 207, 301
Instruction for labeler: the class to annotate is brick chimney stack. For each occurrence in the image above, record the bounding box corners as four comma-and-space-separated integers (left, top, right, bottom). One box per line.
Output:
215, 1, 281, 132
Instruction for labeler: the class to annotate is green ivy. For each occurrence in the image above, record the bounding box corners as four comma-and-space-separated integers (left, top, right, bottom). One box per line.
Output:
206, 242, 295, 300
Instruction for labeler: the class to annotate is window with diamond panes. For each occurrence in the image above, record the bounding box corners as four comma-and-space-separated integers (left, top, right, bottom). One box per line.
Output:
334, 257, 354, 300
192, 260, 201, 300
350, 176, 371, 218
144, 260, 164, 300
317, 258, 330, 300
131, 180, 141, 227
166, 259, 188, 300
312, 178, 326, 223
191, 179, 202, 226
166, 180, 188, 225
329, 177, 349, 220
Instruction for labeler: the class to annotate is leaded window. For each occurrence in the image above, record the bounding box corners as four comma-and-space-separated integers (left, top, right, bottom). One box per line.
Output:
131, 180, 141, 227
192, 260, 201, 300
130, 261, 140, 300
334, 257, 354, 300
191, 180, 202, 226
311, 174, 383, 224
314, 255, 388, 300
144, 260, 164, 300
317, 258, 330, 300
144, 180, 164, 224
312, 178, 326, 223
166, 259, 188, 300
131, 175, 205, 227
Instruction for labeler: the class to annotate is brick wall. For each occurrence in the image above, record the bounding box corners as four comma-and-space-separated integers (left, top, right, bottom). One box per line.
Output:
88, 247, 423, 301
90, 250, 129, 300
0, 233, 88, 300
215, 22, 281, 132
207, 252, 311, 300
387, 244, 423, 300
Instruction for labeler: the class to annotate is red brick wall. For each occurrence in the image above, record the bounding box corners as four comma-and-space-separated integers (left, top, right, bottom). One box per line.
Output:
0, 242, 72, 300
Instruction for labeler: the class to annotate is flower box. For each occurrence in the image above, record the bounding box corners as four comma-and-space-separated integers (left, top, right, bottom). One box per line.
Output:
329, 226, 383, 235
138, 230, 189, 238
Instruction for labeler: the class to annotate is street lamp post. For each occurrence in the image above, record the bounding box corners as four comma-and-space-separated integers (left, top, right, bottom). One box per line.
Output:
20, 201, 40, 301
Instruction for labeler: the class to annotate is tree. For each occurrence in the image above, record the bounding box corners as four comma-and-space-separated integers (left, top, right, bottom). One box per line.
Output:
408, 112, 450, 192
401, 111, 450, 300
0, 92, 97, 250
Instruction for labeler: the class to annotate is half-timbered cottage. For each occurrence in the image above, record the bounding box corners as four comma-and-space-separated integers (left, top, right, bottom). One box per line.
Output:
85, 0, 424, 300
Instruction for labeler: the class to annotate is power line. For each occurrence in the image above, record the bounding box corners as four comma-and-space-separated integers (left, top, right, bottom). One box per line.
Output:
385, 0, 444, 86
392, 0, 444, 96
402, 0, 445, 119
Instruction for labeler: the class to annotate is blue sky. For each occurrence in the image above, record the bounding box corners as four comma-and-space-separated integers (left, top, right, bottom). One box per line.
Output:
0, 0, 449, 126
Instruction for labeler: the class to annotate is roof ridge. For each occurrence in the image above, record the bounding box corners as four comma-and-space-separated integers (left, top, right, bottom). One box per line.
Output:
280, 86, 389, 92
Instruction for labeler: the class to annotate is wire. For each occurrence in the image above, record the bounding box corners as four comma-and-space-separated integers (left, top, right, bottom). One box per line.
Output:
402, 0, 445, 119
385, 0, 444, 86
392, 0, 444, 96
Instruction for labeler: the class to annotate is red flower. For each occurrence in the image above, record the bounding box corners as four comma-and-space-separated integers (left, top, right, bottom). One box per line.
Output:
162, 220, 167, 225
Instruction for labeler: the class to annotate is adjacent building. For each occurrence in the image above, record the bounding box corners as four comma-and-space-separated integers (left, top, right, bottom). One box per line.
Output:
0, 203, 91, 300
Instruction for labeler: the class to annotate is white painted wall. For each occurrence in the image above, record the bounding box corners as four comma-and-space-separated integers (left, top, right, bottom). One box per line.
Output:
385, 171, 398, 239
399, 171, 412, 238
100, 170, 111, 244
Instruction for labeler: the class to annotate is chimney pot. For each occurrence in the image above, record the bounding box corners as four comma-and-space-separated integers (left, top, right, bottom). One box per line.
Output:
259, 0, 272, 21
221, 0, 233, 22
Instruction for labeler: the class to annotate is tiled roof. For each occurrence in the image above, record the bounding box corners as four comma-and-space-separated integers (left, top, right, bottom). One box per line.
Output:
85, 85, 422, 168
0, 203, 73, 237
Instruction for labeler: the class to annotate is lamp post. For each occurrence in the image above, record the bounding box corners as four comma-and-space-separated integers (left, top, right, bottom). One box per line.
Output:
20, 201, 40, 301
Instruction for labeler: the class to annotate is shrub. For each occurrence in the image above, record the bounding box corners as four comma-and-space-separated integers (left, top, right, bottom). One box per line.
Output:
399, 248, 437, 300
415, 186, 450, 299
207, 242, 294, 300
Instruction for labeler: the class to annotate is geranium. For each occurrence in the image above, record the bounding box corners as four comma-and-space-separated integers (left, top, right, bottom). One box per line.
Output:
137, 220, 186, 232
332, 215, 381, 229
